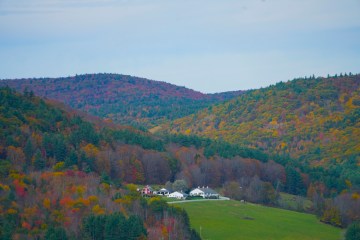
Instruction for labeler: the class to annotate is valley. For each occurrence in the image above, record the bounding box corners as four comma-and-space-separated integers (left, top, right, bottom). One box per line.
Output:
1, 1, 359, 239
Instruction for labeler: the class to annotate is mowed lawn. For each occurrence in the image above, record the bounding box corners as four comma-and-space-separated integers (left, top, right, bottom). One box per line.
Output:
175, 200, 343, 240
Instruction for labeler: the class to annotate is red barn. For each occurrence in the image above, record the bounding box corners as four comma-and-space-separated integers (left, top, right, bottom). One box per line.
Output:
141, 185, 154, 196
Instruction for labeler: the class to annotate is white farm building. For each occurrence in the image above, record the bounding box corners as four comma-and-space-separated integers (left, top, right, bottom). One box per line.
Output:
155, 188, 170, 196
167, 191, 188, 200
189, 187, 219, 199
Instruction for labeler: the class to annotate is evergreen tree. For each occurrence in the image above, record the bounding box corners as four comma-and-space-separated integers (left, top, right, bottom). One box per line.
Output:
24, 139, 34, 165
44, 226, 68, 240
345, 221, 360, 240
0, 212, 19, 240
54, 135, 67, 162
285, 166, 305, 195
82, 214, 106, 240
101, 172, 111, 185
33, 149, 46, 170
42, 134, 55, 158
104, 213, 126, 240
190, 228, 201, 240
125, 215, 147, 239
64, 150, 78, 168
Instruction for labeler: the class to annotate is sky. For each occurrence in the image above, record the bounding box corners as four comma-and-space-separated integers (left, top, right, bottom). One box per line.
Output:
0, 0, 360, 93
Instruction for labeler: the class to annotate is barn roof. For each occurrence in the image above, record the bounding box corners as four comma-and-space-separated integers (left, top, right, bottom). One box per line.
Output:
198, 187, 218, 195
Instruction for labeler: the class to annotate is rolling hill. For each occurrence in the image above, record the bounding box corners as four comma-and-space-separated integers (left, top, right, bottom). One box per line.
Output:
161, 74, 360, 167
0, 86, 296, 238
0, 86, 284, 193
0, 73, 242, 129
0, 72, 359, 238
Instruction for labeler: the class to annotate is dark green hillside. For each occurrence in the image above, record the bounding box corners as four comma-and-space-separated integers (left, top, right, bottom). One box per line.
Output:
0, 73, 242, 129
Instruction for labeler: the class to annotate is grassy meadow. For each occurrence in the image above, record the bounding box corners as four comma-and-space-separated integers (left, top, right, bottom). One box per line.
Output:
175, 200, 343, 240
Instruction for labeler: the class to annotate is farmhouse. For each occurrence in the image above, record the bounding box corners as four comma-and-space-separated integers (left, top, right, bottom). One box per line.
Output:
155, 188, 170, 196
189, 186, 219, 199
140, 185, 154, 196
168, 191, 188, 199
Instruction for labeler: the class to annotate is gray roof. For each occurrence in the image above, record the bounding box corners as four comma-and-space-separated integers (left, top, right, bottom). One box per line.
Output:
158, 188, 170, 192
198, 187, 218, 195
181, 192, 189, 197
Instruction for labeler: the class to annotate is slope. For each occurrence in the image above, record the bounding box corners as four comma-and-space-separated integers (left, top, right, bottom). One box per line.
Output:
176, 200, 342, 240
0, 73, 242, 129
0, 85, 358, 235
0, 86, 280, 190
162, 74, 360, 166
0, 86, 207, 239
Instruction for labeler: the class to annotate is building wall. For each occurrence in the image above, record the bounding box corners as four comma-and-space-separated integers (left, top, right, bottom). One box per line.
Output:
189, 189, 204, 196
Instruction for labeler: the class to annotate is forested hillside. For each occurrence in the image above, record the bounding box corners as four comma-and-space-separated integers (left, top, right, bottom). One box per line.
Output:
0, 86, 205, 239
0, 74, 242, 129
0, 87, 308, 238
162, 74, 360, 167
0, 73, 359, 237
0, 86, 284, 193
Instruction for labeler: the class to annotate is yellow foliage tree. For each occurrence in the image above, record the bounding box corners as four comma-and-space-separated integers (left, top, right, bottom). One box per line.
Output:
43, 198, 51, 210
92, 204, 105, 215
88, 195, 99, 204
82, 143, 99, 158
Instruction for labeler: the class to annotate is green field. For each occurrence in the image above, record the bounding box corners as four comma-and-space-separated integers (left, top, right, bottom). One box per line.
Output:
175, 200, 343, 240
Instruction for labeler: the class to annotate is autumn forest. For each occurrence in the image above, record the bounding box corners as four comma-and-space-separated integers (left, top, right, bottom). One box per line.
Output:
0, 73, 359, 239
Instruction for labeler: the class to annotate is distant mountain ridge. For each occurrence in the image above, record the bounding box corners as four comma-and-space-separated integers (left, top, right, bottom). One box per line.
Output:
0, 73, 243, 128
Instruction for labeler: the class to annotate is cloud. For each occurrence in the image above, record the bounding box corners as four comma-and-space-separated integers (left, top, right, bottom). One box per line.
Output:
0, 0, 359, 91
2, 0, 359, 36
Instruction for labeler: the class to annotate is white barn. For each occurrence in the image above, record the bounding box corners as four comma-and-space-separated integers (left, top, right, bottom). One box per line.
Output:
189, 187, 219, 199
168, 191, 188, 199
156, 188, 170, 196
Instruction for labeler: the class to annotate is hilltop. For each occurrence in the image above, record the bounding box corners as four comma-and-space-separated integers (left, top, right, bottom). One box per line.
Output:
0, 73, 242, 129
161, 74, 360, 167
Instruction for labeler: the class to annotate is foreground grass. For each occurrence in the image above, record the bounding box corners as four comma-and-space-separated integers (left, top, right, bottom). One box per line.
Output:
175, 200, 343, 240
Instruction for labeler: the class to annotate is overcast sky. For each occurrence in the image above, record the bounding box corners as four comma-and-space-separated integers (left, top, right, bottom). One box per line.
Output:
1, 0, 359, 93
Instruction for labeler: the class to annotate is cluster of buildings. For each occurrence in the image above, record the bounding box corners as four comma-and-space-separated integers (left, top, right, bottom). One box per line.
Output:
140, 185, 220, 200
